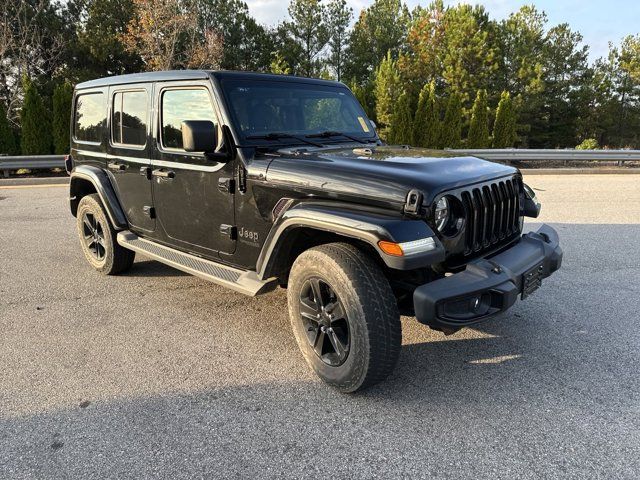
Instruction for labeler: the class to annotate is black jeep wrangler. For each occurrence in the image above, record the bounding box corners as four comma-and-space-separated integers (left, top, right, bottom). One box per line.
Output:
67, 71, 562, 392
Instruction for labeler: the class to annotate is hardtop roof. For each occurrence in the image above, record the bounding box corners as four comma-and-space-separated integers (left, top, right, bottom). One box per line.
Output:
75, 70, 346, 90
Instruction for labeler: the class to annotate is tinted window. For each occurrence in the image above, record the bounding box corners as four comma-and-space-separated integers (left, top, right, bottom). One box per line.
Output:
74, 93, 106, 143
112, 91, 147, 146
221, 80, 374, 139
161, 89, 216, 150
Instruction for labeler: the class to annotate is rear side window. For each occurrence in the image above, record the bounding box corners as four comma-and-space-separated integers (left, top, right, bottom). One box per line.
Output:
112, 91, 148, 147
74, 92, 106, 143
161, 89, 216, 150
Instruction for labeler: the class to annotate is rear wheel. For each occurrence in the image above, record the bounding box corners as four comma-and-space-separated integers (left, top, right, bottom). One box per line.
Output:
287, 243, 401, 393
76, 194, 135, 275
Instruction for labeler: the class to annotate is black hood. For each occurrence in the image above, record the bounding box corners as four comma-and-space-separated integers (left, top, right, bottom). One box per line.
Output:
264, 145, 518, 209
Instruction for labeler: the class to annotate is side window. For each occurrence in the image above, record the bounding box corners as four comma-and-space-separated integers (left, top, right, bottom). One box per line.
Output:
161, 89, 216, 150
112, 90, 147, 147
74, 92, 106, 143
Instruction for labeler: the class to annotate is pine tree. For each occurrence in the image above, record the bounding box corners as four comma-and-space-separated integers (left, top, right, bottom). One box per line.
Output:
413, 81, 440, 148
52, 82, 73, 155
21, 78, 52, 155
388, 91, 413, 144
0, 103, 18, 155
374, 50, 400, 141
467, 89, 490, 148
439, 92, 462, 148
493, 91, 518, 148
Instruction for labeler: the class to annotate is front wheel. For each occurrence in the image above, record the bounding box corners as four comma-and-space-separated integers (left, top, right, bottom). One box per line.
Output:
287, 243, 401, 393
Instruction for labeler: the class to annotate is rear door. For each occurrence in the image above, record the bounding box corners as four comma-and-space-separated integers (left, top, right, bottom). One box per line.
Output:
106, 84, 155, 233
151, 81, 235, 257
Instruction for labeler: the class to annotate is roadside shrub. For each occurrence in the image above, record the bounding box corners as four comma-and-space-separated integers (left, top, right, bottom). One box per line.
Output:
575, 138, 599, 150
21, 77, 52, 155
52, 82, 73, 155
0, 102, 18, 155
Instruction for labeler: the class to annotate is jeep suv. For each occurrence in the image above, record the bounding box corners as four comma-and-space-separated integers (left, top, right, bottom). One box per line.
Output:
67, 71, 562, 392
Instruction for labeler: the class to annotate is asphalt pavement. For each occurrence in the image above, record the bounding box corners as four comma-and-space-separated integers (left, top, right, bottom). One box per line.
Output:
0, 174, 639, 479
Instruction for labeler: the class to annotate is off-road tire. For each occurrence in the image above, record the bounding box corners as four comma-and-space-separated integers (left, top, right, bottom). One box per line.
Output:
287, 242, 401, 393
76, 194, 135, 275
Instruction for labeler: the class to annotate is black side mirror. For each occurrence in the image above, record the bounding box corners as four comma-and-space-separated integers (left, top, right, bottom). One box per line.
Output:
181, 120, 217, 153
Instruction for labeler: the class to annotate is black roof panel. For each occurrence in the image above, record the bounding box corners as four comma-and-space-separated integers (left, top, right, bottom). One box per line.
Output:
75, 70, 346, 90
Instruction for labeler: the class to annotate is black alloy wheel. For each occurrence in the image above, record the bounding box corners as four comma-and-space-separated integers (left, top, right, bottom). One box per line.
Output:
82, 212, 106, 261
299, 277, 350, 366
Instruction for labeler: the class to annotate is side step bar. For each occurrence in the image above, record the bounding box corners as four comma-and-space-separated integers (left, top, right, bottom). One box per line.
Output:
117, 231, 277, 296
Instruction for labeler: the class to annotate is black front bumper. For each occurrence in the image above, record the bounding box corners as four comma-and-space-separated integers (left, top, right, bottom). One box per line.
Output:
413, 224, 563, 329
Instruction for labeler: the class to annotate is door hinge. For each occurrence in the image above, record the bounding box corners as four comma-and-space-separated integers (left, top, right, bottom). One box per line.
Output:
218, 177, 235, 194
238, 166, 247, 193
220, 224, 237, 240
143, 206, 156, 219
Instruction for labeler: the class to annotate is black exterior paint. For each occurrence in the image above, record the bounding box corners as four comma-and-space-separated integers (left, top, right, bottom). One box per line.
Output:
70, 71, 534, 278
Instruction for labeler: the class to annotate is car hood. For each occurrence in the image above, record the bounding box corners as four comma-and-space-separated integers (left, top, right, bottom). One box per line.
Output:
263, 145, 518, 209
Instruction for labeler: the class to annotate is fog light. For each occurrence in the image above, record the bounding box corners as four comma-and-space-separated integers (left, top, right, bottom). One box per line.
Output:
440, 293, 492, 321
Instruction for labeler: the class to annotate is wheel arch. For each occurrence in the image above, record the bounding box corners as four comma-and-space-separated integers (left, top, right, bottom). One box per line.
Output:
256, 202, 445, 281
69, 165, 128, 230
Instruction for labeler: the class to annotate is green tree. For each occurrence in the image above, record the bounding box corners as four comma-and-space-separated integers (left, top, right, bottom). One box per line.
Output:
193, 0, 272, 72
52, 82, 73, 155
412, 81, 439, 148
492, 91, 518, 148
344, 0, 411, 82
270, 51, 292, 75
467, 89, 490, 148
440, 5, 500, 105
439, 92, 462, 148
388, 91, 413, 144
20, 78, 52, 155
286, 0, 328, 77
0, 103, 18, 155
325, 0, 353, 81
78, 0, 142, 77
374, 51, 401, 140
350, 78, 376, 121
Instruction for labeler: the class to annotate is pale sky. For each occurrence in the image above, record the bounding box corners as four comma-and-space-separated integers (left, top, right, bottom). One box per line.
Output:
245, 0, 640, 61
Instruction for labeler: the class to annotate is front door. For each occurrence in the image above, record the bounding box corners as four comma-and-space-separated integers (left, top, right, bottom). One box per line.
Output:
151, 82, 235, 257
106, 84, 155, 233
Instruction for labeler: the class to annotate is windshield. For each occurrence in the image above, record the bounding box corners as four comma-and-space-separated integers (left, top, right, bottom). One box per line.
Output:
220, 78, 376, 143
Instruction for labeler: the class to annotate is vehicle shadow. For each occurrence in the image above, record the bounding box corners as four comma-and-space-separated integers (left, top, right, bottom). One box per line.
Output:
121, 259, 189, 277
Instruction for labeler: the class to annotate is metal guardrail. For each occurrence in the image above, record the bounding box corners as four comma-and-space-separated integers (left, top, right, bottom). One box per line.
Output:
1, 155, 65, 177
448, 149, 640, 165
1, 149, 639, 177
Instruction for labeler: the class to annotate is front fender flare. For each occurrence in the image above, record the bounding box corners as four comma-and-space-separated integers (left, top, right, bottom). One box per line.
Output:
256, 203, 445, 279
69, 165, 128, 230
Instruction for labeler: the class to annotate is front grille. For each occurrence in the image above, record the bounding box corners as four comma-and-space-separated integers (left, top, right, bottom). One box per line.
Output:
460, 177, 522, 256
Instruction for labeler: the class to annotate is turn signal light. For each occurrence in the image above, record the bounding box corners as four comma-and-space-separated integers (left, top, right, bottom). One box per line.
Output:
378, 241, 404, 256
378, 237, 437, 257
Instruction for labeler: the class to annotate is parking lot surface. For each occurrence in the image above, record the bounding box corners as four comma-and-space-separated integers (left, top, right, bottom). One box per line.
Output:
1, 175, 639, 479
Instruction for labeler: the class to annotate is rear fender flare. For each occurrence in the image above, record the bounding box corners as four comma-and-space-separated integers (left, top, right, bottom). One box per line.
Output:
256, 203, 445, 279
69, 165, 128, 230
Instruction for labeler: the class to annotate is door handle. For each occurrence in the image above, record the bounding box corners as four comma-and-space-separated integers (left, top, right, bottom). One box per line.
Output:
107, 162, 126, 171
151, 169, 175, 179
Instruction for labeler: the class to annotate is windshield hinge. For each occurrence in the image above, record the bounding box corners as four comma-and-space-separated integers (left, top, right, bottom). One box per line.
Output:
404, 189, 423, 215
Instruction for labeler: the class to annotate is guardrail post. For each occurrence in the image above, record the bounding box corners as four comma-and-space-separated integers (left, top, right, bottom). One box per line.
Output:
3, 169, 9, 178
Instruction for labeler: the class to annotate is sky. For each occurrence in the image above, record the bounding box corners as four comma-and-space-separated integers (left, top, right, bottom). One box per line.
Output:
244, 0, 640, 62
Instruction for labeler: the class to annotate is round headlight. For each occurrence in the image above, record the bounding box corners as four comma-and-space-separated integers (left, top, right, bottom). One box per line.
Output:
434, 197, 450, 232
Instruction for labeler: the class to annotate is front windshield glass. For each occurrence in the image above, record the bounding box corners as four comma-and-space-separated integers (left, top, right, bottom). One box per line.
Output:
221, 78, 376, 143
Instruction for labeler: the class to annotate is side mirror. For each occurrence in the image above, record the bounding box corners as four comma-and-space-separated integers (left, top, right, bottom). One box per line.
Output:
181, 120, 217, 153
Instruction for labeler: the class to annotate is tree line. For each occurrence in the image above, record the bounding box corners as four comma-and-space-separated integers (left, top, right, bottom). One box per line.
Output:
1, 0, 639, 156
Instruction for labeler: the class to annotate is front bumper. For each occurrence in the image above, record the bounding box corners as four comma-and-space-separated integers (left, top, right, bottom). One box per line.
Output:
413, 224, 563, 329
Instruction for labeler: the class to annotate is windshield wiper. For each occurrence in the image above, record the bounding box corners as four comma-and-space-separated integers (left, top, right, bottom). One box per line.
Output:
306, 131, 373, 144
246, 132, 323, 148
